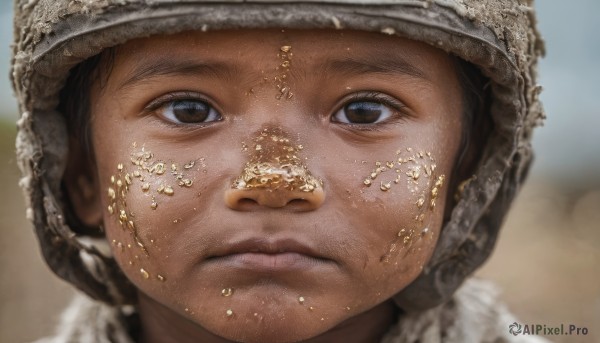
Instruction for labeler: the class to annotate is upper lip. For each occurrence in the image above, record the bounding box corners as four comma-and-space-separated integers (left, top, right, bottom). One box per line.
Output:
208, 237, 329, 261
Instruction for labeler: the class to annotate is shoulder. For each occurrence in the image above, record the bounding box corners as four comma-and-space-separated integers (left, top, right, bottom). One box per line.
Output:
34, 294, 135, 343
382, 278, 552, 343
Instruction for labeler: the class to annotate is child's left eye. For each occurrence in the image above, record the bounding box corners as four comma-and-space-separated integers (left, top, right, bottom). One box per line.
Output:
332, 101, 394, 124
157, 99, 222, 124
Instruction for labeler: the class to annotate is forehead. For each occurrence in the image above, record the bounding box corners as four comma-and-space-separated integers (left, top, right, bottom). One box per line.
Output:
111, 29, 456, 83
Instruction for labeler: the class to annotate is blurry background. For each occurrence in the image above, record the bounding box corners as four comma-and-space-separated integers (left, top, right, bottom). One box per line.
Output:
0, 1, 598, 342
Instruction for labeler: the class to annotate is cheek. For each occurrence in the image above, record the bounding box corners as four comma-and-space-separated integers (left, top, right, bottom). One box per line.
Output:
330, 146, 448, 300
101, 144, 208, 286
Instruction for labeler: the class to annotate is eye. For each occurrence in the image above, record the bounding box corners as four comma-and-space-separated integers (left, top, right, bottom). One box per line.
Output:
158, 99, 222, 124
332, 101, 394, 124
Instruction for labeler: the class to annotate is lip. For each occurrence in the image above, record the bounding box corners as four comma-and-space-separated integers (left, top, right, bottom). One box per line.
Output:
205, 237, 335, 273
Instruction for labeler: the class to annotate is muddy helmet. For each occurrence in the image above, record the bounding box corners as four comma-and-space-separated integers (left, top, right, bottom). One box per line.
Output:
11, 0, 544, 311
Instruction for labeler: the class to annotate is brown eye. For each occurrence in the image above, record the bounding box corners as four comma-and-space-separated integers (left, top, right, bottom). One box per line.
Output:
333, 101, 392, 124
160, 100, 221, 124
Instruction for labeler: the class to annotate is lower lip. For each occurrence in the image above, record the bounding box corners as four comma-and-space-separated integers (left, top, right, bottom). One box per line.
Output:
208, 252, 328, 272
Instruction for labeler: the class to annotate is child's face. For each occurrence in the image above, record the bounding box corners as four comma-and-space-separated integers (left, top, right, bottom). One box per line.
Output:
77, 29, 463, 342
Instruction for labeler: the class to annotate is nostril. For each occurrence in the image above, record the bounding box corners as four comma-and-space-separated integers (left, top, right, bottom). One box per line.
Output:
225, 188, 326, 211
237, 198, 260, 211
285, 198, 309, 209
286, 199, 306, 207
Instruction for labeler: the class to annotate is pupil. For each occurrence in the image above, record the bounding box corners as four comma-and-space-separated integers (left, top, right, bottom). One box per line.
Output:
172, 100, 209, 123
345, 102, 382, 123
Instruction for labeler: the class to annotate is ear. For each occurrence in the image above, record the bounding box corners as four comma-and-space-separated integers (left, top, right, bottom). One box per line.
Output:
63, 137, 103, 227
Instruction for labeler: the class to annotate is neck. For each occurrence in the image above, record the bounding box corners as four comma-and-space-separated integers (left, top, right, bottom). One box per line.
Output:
138, 292, 398, 343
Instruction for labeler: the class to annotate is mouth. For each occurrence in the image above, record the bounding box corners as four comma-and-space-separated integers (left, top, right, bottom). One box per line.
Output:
205, 237, 336, 273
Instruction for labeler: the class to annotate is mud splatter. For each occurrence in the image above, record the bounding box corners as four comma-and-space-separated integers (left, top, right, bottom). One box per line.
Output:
129, 144, 203, 209
232, 128, 322, 193
275, 45, 293, 100
366, 148, 446, 263
106, 143, 205, 282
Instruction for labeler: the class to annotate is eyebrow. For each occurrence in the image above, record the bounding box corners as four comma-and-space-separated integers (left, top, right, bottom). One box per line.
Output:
117, 57, 235, 91
321, 55, 428, 81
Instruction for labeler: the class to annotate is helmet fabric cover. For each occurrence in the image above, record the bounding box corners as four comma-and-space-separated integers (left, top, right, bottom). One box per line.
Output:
11, 0, 544, 311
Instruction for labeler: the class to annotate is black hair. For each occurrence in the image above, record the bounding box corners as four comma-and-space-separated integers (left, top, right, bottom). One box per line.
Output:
453, 56, 492, 173
58, 48, 116, 160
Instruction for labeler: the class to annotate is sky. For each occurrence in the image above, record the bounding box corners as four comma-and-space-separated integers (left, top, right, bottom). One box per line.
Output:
0, 1, 598, 180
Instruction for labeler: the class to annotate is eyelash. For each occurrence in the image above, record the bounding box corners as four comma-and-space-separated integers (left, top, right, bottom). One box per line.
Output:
144, 91, 221, 127
333, 91, 408, 131
145, 91, 201, 110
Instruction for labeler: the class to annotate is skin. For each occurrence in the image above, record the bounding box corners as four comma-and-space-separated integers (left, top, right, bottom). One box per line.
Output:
66, 29, 464, 343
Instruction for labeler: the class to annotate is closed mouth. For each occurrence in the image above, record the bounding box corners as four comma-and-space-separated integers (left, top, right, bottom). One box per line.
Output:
205, 237, 335, 272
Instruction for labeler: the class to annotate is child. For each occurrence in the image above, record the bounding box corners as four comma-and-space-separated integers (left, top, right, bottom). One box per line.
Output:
12, 1, 546, 342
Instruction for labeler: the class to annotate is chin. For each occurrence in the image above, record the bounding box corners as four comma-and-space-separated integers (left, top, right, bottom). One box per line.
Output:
202, 307, 339, 343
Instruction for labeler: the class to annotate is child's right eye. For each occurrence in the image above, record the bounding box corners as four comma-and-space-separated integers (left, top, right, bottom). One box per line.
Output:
146, 92, 223, 125
158, 99, 222, 124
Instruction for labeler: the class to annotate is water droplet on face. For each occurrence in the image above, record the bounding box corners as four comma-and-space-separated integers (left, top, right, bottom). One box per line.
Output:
140, 268, 150, 279
298, 296, 305, 304
153, 162, 166, 175
221, 288, 234, 297
179, 179, 193, 187
157, 274, 165, 282
380, 182, 391, 191
226, 309, 234, 317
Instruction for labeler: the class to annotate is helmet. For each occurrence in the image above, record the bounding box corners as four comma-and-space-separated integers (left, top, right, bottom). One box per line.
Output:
11, 0, 544, 311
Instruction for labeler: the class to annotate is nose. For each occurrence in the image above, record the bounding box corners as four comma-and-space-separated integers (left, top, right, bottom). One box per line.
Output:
225, 186, 325, 211
226, 126, 325, 211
